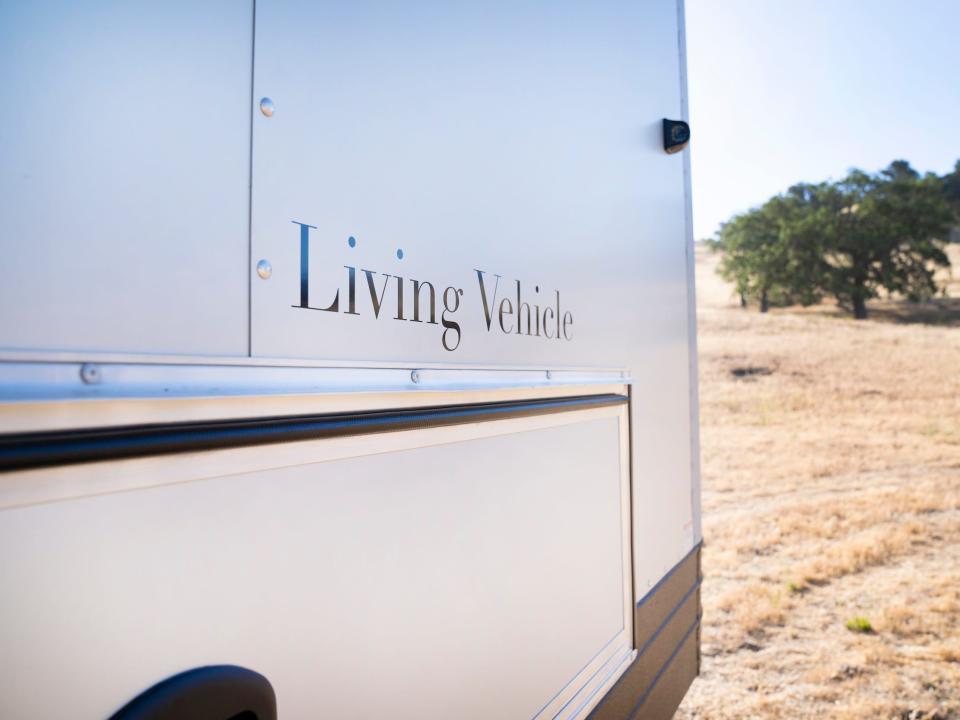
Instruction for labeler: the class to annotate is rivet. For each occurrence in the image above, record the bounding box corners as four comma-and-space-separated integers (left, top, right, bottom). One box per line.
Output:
410, 370, 420, 384
80, 363, 101, 385
259, 97, 275, 117
256, 259, 272, 279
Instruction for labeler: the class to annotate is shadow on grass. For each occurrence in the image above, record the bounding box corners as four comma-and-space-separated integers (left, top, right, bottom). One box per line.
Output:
865, 298, 960, 327
791, 297, 960, 327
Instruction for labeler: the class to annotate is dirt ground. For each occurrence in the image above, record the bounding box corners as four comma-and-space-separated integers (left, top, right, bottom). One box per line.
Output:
675, 246, 960, 719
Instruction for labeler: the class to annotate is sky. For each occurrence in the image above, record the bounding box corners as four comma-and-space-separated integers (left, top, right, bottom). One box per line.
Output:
685, 0, 960, 240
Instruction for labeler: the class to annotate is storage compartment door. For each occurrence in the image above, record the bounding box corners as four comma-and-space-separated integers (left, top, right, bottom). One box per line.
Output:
0, 399, 633, 719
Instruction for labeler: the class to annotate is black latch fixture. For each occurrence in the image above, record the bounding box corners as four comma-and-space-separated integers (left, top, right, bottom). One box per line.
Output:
109, 665, 277, 720
662, 119, 690, 154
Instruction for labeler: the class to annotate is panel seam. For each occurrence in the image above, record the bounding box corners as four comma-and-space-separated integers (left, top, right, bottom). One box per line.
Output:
246, 0, 257, 357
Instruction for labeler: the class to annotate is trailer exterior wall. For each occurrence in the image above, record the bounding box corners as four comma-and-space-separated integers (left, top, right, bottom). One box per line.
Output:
0, 0, 701, 717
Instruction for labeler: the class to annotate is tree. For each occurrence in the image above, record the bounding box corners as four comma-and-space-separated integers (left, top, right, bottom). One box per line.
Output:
715, 209, 779, 312
713, 160, 954, 319
819, 162, 953, 319
714, 185, 826, 312
942, 159, 960, 226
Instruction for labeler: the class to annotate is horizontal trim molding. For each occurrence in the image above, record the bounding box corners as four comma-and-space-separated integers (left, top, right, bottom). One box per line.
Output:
0, 393, 626, 472
637, 540, 703, 608
637, 577, 702, 658
628, 615, 701, 720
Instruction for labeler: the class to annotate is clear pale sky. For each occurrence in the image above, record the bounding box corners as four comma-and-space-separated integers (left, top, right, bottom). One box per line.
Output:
686, 0, 960, 240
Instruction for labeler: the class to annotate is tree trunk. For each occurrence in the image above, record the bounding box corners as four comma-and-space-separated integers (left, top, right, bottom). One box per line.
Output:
739, 293, 747, 308
759, 290, 769, 313
852, 294, 867, 320
850, 257, 869, 319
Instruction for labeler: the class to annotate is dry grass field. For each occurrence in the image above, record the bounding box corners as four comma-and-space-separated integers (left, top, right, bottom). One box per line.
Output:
676, 245, 960, 719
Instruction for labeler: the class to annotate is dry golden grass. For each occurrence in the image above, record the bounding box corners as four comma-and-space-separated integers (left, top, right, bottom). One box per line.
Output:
716, 580, 791, 636
676, 245, 960, 720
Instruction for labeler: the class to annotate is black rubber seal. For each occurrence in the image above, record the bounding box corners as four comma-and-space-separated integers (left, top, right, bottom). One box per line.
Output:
0, 393, 626, 472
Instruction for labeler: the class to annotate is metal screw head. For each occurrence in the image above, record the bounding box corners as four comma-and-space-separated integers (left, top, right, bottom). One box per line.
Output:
410, 370, 420, 384
259, 97, 275, 117
256, 259, 272, 279
80, 363, 101, 385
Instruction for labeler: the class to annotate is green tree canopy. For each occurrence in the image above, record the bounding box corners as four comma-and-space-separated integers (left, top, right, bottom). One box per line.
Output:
716, 182, 828, 312
942, 159, 960, 223
712, 160, 954, 319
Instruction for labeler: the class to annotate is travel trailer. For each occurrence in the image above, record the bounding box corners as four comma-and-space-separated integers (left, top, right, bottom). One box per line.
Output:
0, 1, 701, 718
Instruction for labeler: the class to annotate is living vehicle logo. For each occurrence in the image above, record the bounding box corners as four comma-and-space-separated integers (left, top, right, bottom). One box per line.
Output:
291, 220, 574, 352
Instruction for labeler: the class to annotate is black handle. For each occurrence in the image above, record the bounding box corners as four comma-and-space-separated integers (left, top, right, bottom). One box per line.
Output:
108, 665, 277, 720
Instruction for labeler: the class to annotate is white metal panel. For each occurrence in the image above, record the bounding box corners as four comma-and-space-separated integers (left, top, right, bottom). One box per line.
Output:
0, 410, 631, 719
627, 0, 699, 598
0, 1, 252, 356
250, 0, 696, 587
250, 0, 686, 367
